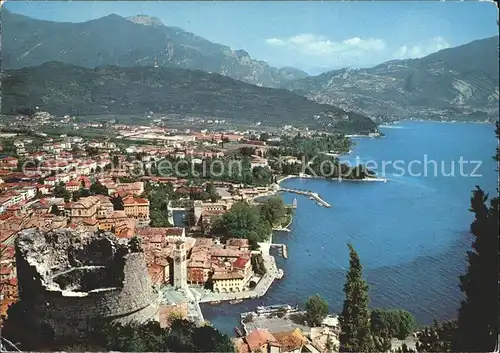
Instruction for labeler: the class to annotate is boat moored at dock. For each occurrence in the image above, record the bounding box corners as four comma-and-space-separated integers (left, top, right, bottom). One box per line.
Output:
276, 269, 284, 279
240, 304, 299, 318
234, 326, 243, 337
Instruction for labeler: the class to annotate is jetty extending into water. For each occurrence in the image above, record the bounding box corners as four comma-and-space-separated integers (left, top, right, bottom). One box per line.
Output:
270, 243, 288, 259
280, 187, 331, 207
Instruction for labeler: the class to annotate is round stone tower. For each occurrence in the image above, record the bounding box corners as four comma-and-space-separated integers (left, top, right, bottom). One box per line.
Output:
15, 228, 159, 342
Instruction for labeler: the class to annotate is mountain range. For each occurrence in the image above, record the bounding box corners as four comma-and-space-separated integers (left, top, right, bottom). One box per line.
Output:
1, 9, 307, 88
2, 9, 498, 123
283, 36, 499, 121
2, 62, 377, 134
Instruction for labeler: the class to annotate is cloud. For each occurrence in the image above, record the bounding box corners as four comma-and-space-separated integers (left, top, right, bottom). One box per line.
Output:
265, 38, 285, 46
262, 33, 450, 73
265, 34, 386, 57
396, 36, 450, 59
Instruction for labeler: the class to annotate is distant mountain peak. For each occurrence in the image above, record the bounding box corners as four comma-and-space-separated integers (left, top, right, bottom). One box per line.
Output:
126, 14, 164, 27
233, 49, 251, 59
3, 10, 309, 87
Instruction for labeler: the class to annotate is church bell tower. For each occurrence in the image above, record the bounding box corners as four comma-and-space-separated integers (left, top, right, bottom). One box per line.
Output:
173, 240, 187, 289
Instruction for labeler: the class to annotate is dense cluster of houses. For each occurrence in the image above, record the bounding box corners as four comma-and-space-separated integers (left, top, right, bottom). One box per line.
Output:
139, 228, 254, 292
0, 129, 277, 324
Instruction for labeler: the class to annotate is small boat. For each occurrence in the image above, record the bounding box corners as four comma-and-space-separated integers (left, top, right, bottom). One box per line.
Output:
234, 326, 243, 336
230, 299, 243, 304
234, 326, 243, 337
210, 300, 221, 304
276, 269, 284, 279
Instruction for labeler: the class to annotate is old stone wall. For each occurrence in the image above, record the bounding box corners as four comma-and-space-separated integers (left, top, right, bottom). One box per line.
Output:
15, 228, 159, 341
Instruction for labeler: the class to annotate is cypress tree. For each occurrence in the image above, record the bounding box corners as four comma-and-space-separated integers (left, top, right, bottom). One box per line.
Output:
339, 243, 374, 352
453, 122, 499, 351
416, 319, 456, 352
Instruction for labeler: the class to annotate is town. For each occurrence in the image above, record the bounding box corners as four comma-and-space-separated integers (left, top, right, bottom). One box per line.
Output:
0, 110, 361, 352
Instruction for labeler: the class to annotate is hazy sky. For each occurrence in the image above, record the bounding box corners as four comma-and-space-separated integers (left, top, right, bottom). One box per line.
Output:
5, 1, 499, 74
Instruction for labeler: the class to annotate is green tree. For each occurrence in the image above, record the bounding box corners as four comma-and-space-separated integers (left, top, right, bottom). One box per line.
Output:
453, 123, 499, 352
53, 182, 71, 202
192, 325, 234, 352
89, 181, 108, 196
416, 319, 456, 352
111, 195, 124, 210
304, 294, 329, 327
96, 318, 233, 352
212, 201, 270, 248
85, 146, 99, 156
112, 155, 120, 167
49, 204, 60, 216
259, 196, 285, 227
373, 329, 392, 352
100, 321, 166, 352
339, 244, 374, 352
393, 343, 416, 353
205, 182, 221, 203
146, 183, 175, 227
371, 308, 417, 340
259, 132, 269, 142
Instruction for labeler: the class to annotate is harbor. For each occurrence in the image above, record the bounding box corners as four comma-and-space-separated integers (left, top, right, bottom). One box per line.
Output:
234, 304, 344, 352
239, 304, 306, 335
280, 187, 331, 207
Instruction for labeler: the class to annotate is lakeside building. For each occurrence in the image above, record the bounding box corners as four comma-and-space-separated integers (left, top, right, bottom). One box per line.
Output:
234, 328, 308, 353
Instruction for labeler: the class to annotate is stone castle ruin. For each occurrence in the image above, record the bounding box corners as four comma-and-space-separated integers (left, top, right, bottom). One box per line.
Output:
15, 228, 159, 342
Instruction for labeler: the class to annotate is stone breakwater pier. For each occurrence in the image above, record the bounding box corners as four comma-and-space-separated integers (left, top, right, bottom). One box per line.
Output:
279, 187, 331, 207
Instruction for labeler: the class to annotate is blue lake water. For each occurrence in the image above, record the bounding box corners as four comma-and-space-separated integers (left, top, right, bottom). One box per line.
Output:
202, 121, 498, 336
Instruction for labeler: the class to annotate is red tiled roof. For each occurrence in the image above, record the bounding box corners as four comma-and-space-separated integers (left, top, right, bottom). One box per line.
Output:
0, 266, 12, 276
0, 246, 15, 260
245, 329, 278, 351
273, 331, 304, 351
0, 231, 16, 243
83, 218, 99, 226
233, 257, 250, 269
123, 196, 149, 205
66, 180, 81, 187
165, 227, 184, 237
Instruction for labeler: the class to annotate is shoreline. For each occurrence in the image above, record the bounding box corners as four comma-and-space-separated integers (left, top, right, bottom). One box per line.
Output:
272, 213, 293, 232
277, 174, 388, 185
380, 119, 495, 126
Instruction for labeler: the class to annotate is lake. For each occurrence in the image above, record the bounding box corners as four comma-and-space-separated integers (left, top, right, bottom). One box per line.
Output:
202, 121, 498, 336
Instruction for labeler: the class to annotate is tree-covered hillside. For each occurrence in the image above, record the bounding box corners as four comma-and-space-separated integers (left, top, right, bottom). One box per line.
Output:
2, 62, 378, 134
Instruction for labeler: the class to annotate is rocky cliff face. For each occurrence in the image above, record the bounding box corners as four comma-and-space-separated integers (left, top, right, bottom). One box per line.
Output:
284, 37, 499, 122
2, 9, 308, 88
